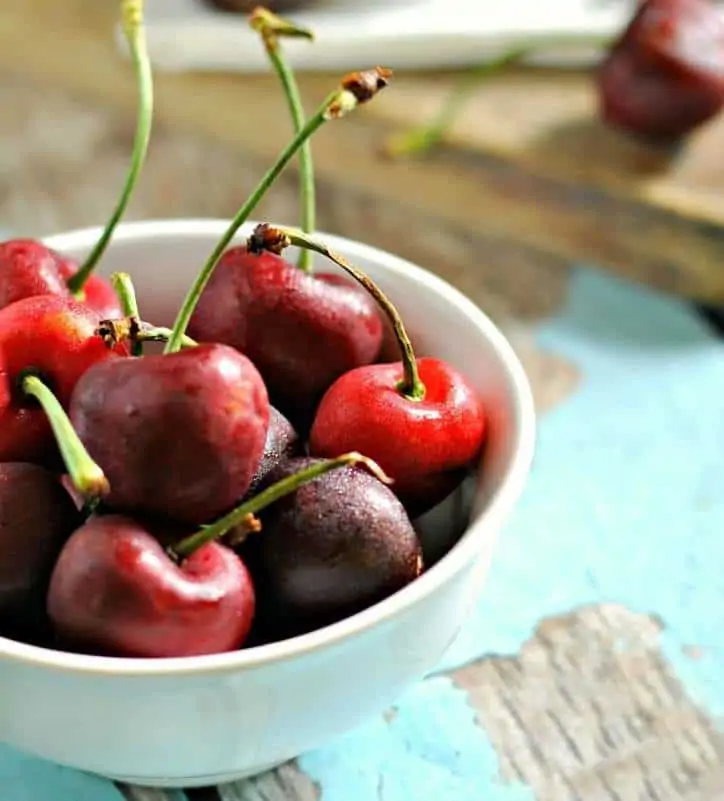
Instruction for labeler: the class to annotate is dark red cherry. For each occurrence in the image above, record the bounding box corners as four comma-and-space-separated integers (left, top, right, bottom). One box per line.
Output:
187, 248, 383, 431
598, 0, 724, 141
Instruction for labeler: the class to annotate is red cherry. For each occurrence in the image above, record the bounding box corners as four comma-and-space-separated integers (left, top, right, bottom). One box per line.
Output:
55, 257, 123, 320
309, 357, 485, 516
597, 0, 724, 140
0, 240, 122, 319
0, 295, 125, 464
47, 515, 255, 658
187, 248, 383, 430
69, 343, 270, 525
0, 240, 70, 308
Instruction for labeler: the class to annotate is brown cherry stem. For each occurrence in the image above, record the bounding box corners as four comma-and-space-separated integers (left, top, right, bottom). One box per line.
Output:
383, 34, 610, 159
96, 318, 198, 351
172, 452, 391, 559
248, 224, 426, 401
163, 66, 392, 355
250, 6, 316, 272
21, 374, 109, 500
110, 273, 143, 356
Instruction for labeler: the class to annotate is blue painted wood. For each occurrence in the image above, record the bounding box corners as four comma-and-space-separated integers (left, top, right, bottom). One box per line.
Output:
1, 265, 721, 799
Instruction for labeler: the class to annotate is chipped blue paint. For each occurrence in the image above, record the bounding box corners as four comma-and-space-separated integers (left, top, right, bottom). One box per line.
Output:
0, 266, 722, 799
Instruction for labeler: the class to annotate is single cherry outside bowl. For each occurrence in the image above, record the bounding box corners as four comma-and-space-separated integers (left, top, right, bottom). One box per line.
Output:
0, 220, 535, 788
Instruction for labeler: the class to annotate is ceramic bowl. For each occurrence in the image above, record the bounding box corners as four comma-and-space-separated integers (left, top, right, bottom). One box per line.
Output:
0, 220, 535, 788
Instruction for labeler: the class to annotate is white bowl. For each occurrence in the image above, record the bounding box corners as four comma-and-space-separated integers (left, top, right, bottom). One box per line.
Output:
0, 220, 535, 788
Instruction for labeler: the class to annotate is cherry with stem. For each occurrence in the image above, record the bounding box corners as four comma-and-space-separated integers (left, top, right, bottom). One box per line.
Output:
247, 223, 424, 400
250, 6, 316, 272
66, 0, 154, 296
172, 451, 390, 559
163, 66, 392, 355
248, 223, 487, 517
21, 374, 109, 503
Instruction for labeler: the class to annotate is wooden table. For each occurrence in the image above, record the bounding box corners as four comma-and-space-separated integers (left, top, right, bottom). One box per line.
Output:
0, 2, 721, 800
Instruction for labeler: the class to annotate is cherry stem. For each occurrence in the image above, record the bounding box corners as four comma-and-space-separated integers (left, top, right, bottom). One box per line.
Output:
384, 34, 610, 159
172, 451, 391, 559
137, 325, 198, 348
67, 0, 154, 293
111, 273, 143, 356
163, 66, 392, 355
96, 318, 197, 351
250, 7, 316, 273
250, 224, 426, 401
21, 374, 109, 500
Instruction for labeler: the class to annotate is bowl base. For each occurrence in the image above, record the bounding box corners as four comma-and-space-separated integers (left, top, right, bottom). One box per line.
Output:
105, 759, 287, 789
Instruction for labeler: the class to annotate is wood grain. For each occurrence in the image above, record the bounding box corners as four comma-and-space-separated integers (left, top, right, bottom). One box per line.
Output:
454, 605, 724, 801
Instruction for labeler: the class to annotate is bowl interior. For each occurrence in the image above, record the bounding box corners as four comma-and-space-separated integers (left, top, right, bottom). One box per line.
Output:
31, 219, 535, 671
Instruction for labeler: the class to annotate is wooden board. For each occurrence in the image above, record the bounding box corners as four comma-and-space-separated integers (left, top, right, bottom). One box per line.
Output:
2, 0, 724, 302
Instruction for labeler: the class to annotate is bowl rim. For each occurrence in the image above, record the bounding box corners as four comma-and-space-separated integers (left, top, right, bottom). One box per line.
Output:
0, 219, 535, 677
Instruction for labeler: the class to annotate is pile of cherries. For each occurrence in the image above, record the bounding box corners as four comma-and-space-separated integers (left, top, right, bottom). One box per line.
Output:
0, 3, 487, 659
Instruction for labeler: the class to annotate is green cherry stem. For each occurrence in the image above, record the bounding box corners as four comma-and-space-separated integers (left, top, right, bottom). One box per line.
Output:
248, 223, 426, 402
172, 451, 391, 559
384, 34, 610, 159
67, 0, 154, 293
163, 66, 392, 355
111, 273, 143, 356
21, 375, 109, 500
137, 324, 198, 348
250, 7, 316, 273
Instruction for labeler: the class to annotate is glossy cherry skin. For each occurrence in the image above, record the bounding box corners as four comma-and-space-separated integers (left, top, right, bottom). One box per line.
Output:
0, 240, 122, 319
0, 463, 82, 637
0, 295, 126, 464
309, 357, 486, 517
69, 343, 270, 526
254, 458, 423, 640
47, 515, 255, 658
597, 0, 724, 141
187, 249, 383, 431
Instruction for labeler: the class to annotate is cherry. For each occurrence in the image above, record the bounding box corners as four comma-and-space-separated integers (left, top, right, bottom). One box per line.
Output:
0, 0, 153, 316
69, 343, 270, 526
0, 463, 82, 637
187, 248, 383, 430
597, 0, 724, 141
0, 295, 125, 464
47, 515, 255, 658
251, 226, 486, 517
254, 457, 423, 640
47, 453, 384, 658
